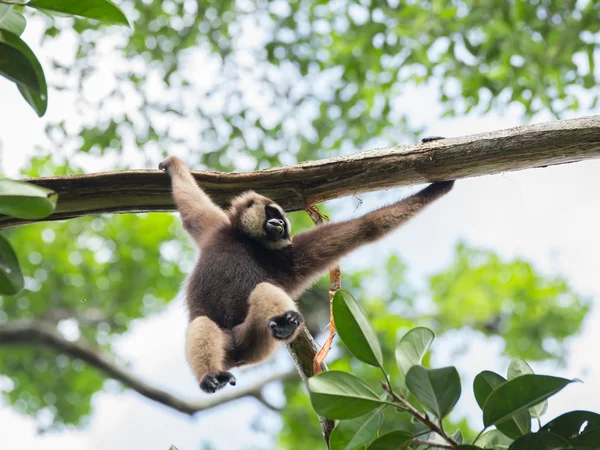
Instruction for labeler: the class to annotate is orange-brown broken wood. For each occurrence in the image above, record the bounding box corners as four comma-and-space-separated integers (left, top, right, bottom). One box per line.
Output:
306, 205, 341, 375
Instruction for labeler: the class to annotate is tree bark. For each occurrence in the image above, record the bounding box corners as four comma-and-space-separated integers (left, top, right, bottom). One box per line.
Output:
2, 115, 599, 230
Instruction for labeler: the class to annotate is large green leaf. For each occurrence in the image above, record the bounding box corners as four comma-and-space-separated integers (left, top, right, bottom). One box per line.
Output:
474, 370, 531, 439
329, 408, 383, 450
0, 179, 57, 219
483, 375, 578, 428
308, 371, 386, 420
0, 5, 26, 35
332, 290, 383, 368
508, 359, 547, 419
542, 411, 600, 447
395, 326, 435, 377
0, 29, 42, 92
508, 432, 572, 450
478, 430, 514, 449
26, 0, 129, 26
367, 430, 413, 450
0, 233, 23, 295
0, 29, 47, 116
405, 365, 461, 419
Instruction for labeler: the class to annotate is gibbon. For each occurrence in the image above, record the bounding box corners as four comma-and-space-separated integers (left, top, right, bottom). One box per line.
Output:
159, 155, 453, 393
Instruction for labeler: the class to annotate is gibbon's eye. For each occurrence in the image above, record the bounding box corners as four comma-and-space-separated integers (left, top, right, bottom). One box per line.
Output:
265, 204, 282, 219
247, 199, 255, 208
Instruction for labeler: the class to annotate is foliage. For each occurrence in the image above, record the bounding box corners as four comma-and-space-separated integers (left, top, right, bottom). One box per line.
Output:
307, 290, 597, 450
0, 0, 128, 116
28, 0, 599, 171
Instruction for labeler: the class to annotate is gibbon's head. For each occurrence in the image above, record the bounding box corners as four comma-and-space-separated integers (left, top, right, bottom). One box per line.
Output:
228, 191, 292, 249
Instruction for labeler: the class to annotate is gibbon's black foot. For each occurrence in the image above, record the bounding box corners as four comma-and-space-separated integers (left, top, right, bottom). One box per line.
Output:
268, 310, 304, 340
200, 371, 236, 394
421, 135, 445, 143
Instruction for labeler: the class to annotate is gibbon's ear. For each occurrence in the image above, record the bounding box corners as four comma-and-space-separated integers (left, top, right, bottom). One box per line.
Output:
159, 156, 230, 244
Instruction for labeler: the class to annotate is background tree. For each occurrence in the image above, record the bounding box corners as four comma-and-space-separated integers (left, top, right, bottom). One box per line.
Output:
0, 0, 598, 448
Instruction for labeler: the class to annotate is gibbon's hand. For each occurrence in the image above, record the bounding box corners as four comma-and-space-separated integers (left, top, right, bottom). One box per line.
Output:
158, 156, 185, 173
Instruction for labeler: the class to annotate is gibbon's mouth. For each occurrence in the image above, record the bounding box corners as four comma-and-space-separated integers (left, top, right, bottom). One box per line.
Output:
265, 218, 286, 240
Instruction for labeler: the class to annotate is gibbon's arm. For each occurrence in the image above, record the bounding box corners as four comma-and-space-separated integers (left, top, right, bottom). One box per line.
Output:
292, 181, 454, 281
159, 157, 230, 241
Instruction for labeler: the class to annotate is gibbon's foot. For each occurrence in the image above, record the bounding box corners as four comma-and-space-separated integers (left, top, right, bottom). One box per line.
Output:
200, 371, 236, 394
421, 136, 445, 143
268, 311, 304, 340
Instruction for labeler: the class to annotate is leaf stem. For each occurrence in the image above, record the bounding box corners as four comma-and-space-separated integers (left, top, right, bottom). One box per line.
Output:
380, 381, 458, 447
472, 427, 487, 445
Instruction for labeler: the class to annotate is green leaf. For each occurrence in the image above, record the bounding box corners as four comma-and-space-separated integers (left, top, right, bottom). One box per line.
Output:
26, 0, 129, 26
395, 326, 435, 376
508, 358, 547, 419
478, 430, 514, 448
367, 430, 413, 449
473, 371, 531, 439
0, 179, 57, 219
308, 371, 386, 420
0, 5, 26, 35
507, 358, 548, 418
452, 429, 464, 444
0, 28, 47, 116
329, 408, 383, 450
0, 233, 23, 295
169, 446, 178, 450
508, 432, 572, 450
456, 447, 481, 449
405, 365, 461, 419
0, 29, 44, 92
542, 410, 600, 447
474, 371, 506, 410
332, 290, 383, 368
483, 375, 578, 428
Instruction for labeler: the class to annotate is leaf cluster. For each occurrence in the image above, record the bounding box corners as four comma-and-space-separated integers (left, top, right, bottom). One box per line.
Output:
307, 291, 598, 450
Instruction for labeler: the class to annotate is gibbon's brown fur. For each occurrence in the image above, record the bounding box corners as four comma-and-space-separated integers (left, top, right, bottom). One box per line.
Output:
159, 156, 454, 393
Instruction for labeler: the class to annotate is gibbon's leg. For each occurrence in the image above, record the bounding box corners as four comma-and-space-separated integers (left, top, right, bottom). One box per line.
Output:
231, 283, 304, 366
159, 156, 230, 243
186, 316, 236, 393
291, 180, 454, 284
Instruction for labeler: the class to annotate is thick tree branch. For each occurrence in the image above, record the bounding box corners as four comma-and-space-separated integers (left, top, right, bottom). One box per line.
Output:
2, 116, 599, 230
0, 320, 294, 415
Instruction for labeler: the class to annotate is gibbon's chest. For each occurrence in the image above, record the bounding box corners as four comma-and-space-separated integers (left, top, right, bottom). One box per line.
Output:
186, 235, 294, 329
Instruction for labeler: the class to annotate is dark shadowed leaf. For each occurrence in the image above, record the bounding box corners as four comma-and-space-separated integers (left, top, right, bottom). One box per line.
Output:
395, 326, 435, 376
329, 408, 383, 450
0, 5, 26, 35
474, 370, 531, 438
0, 233, 23, 295
26, 0, 129, 26
483, 375, 578, 428
478, 430, 514, 448
508, 358, 547, 419
456, 447, 481, 449
0, 179, 57, 219
406, 365, 461, 419
508, 431, 572, 450
332, 290, 383, 368
542, 410, 600, 447
367, 430, 413, 449
308, 371, 386, 420
0, 29, 43, 92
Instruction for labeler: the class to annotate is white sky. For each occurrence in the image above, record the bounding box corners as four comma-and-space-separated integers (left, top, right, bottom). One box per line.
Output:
1, 17, 600, 450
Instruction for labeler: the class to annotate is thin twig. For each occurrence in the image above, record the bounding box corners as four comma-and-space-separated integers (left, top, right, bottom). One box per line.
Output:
306, 204, 341, 375
381, 381, 458, 447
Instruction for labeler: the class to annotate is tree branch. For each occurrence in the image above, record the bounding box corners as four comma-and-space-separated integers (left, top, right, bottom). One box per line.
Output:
0, 320, 294, 415
2, 116, 599, 230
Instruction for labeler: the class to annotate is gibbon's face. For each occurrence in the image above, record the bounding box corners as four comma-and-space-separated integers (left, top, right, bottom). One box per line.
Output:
234, 193, 292, 249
